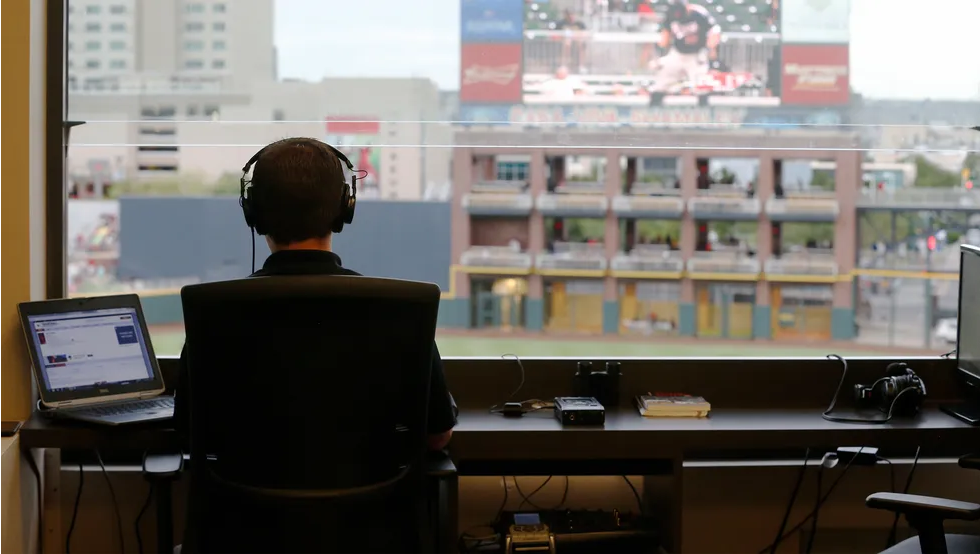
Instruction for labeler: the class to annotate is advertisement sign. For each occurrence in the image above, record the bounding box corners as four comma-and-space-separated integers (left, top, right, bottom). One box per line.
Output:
460, 0, 524, 43
520, 0, 782, 107
781, 45, 850, 106
457, 104, 845, 129
782, 0, 851, 44
324, 117, 382, 197
460, 43, 523, 103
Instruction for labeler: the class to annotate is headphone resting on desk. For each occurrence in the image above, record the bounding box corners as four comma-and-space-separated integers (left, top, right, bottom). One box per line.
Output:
239, 139, 360, 234
822, 355, 927, 424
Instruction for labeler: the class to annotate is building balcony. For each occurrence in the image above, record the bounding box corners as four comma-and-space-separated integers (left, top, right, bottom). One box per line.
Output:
765, 250, 839, 281
766, 191, 839, 222
536, 181, 608, 217
688, 186, 761, 221
610, 245, 685, 275
858, 187, 980, 211
612, 186, 684, 219
686, 250, 761, 279
535, 242, 608, 275
463, 180, 533, 216
459, 247, 533, 274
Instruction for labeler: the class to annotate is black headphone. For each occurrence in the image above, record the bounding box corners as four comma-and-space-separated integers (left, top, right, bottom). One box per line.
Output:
239, 139, 359, 235
853, 362, 927, 418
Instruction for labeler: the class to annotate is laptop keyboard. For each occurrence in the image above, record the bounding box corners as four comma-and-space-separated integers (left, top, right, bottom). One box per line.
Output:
72, 397, 175, 418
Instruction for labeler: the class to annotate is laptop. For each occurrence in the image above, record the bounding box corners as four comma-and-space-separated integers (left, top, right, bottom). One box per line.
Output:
19, 294, 174, 425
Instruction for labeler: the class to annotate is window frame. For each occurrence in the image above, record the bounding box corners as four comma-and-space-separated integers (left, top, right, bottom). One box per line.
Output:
47, 0, 68, 298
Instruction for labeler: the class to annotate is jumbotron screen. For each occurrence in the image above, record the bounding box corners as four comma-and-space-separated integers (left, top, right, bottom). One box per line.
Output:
523, 0, 781, 107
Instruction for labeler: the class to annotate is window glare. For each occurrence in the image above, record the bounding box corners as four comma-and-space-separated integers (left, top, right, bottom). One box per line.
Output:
65, 0, 980, 358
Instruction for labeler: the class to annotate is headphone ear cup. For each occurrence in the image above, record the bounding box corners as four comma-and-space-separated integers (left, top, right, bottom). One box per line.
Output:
885, 362, 908, 378
332, 185, 350, 233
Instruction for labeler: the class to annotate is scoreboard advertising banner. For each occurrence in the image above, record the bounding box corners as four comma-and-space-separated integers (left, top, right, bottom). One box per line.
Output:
460, 0, 851, 122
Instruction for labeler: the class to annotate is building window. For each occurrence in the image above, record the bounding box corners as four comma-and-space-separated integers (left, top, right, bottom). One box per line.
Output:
85, 5, 101, 14
203, 105, 220, 117
212, 59, 226, 69
186, 105, 199, 117
85, 22, 101, 32
213, 3, 227, 13
185, 22, 205, 32
109, 5, 126, 14
85, 40, 101, 51
212, 40, 226, 50
273, 109, 285, 121
85, 59, 100, 69
184, 40, 204, 51
212, 22, 225, 31
109, 59, 126, 70
185, 3, 205, 13
109, 40, 126, 51
109, 22, 126, 32
184, 59, 204, 69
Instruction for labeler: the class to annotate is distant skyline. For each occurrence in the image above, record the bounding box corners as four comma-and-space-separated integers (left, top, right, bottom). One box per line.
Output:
273, 0, 980, 100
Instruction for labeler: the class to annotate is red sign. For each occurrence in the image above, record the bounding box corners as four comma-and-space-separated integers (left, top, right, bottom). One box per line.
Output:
781, 45, 850, 106
325, 116, 380, 135
460, 43, 522, 103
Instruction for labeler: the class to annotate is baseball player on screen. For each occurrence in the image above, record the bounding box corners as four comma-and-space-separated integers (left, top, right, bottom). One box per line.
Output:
649, 0, 722, 94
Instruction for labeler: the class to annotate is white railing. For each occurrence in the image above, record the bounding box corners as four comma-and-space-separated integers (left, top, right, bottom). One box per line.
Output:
766, 193, 839, 216
462, 192, 534, 212
687, 251, 761, 274
611, 248, 685, 272
688, 194, 761, 217
459, 247, 533, 269
859, 187, 980, 208
537, 242, 608, 271
765, 252, 838, 276
611, 194, 685, 215
536, 193, 609, 213
472, 180, 528, 193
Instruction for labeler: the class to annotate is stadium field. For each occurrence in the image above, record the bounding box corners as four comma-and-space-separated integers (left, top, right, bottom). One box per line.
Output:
147, 327, 912, 358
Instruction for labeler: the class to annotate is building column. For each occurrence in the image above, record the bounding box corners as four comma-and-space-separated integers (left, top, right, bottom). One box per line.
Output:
526, 150, 547, 331
754, 153, 775, 339
442, 147, 474, 328
832, 149, 861, 340
678, 151, 697, 336
603, 151, 622, 334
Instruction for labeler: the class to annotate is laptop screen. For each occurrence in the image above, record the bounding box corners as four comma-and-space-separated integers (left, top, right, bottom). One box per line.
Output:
27, 307, 157, 395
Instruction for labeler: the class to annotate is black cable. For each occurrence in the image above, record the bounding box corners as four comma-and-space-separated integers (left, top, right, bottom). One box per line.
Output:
488, 354, 528, 414
758, 448, 863, 554
822, 355, 918, 424
556, 476, 570, 509
941, 348, 957, 358
769, 448, 811, 554
25, 452, 43, 553
95, 451, 126, 554
493, 476, 510, 524
66, 460, 84, 554
805, 455, 828, 554
886, 446, 921, 548
513, 476, 550, 511
877, 456, 896, 493
622, 476, 643, 514
250, 227, 256, 273
135, 484, 154, 554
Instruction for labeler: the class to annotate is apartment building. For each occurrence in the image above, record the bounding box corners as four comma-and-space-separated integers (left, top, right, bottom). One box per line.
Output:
444, 129, 865, 342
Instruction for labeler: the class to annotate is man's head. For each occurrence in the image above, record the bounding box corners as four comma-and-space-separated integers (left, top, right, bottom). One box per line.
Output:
245, 137, 350, 251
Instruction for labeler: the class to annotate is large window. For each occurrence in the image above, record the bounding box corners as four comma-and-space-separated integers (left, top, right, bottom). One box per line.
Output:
65, 0, 980, 358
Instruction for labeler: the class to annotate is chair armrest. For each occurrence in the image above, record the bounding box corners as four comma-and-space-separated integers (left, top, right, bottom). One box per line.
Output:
959, 453, 980, 471
142, 451, 184, 481
866, 493, 980, 522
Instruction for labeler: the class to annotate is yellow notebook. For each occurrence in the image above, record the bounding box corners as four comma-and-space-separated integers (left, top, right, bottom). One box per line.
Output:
636, 393, 711, 418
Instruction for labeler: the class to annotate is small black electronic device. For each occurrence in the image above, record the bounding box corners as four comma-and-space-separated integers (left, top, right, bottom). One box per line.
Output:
852, 362, 927, 417
1, 421, 23, 437
504, 513, 556, 554
497, 510, 660, 553
555, 396, 605, 426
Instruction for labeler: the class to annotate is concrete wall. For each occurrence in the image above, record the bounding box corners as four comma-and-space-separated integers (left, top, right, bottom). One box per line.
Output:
118, 197, 452, 287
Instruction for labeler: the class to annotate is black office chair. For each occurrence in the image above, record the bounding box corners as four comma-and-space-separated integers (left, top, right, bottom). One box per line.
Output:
175, 275, 448, 553
867, 454, 980, 554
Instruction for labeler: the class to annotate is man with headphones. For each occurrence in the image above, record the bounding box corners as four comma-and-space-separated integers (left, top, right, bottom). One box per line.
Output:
174, 137, 457, 450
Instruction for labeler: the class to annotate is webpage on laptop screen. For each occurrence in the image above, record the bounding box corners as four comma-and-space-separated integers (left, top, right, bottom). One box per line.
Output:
29, 308, 155, 393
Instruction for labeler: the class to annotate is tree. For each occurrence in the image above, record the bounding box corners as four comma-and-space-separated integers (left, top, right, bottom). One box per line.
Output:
912, 156, 959, 188
711, 167, 737, 185
810, 169, 835, 191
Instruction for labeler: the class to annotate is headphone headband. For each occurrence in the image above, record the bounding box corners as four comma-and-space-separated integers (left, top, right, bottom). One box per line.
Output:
240, 139, 358, 235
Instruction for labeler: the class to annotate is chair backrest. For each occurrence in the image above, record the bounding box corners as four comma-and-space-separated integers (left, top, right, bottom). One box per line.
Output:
180, 275, 441, 553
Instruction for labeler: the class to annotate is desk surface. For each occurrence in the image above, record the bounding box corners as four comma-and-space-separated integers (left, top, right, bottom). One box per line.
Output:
20, 407, 978, 461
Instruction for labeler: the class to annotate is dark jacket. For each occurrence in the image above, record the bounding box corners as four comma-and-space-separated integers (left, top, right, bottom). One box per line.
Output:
174, 249, 458, 436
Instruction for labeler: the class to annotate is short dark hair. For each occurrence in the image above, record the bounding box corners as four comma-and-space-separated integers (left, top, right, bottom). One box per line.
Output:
249, 137, 346, 245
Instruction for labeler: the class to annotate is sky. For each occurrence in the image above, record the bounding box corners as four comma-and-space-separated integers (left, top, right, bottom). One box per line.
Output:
272, 0, 980, 100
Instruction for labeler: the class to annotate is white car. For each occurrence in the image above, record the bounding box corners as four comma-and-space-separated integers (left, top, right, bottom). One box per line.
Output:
934, 318, 958, 345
